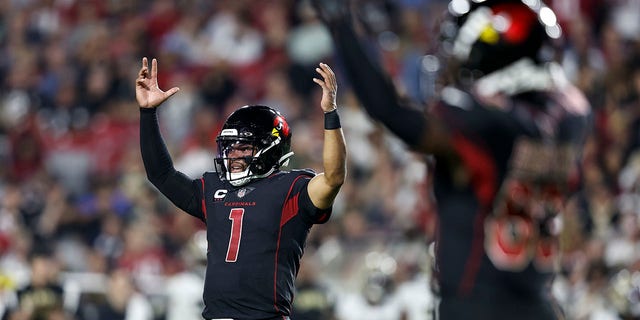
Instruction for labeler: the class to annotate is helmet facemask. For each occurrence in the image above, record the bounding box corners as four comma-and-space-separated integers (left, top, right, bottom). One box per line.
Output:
215, 135, 259, 187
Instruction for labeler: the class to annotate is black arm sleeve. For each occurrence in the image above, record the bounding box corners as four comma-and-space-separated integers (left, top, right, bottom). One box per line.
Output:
330, 21, 427, 148
140, 108, 202, 219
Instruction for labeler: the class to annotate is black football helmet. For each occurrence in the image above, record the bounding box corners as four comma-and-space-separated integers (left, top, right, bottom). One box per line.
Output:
439, 0, 562, 84
214, 105, 293, 186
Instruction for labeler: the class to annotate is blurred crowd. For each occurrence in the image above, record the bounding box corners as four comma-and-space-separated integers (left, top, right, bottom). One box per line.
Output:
0, 0, 639, 319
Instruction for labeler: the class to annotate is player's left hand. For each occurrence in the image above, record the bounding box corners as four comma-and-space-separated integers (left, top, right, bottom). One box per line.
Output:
313, 63, 338, 112
136, 57, 179, 109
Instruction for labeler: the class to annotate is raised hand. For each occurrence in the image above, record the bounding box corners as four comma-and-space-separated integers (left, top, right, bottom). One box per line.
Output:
135, 57, 179, 109
313, 63, 338, 113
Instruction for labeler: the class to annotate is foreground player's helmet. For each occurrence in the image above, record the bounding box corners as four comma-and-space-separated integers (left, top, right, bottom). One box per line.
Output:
440, 0, 562, 80
214, 105, 293, 187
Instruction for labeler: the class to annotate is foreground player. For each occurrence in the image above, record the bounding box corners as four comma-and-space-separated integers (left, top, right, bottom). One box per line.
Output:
312, 0, 591, 319
135, 57, 346, 320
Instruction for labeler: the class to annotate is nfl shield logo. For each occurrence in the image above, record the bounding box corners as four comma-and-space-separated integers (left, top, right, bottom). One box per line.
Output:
237, 188, 247, 198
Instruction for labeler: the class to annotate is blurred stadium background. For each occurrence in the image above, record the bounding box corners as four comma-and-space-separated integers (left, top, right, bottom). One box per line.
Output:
0, 0, 639, 319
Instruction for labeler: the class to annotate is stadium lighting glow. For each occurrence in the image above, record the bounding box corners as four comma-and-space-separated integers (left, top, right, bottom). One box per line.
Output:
546, 24, 562, 39
449, 0, 470, 16
539, 7, 557, 27
522, 0, 541, 10
492, 14, 510, 32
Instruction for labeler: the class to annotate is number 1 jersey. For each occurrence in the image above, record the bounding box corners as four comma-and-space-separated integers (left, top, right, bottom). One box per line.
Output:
193, 169, 330, 320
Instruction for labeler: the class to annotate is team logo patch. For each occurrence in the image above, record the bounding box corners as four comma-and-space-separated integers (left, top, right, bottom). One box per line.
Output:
214, 189, 228, 201
273, 115, 290, 138
236, 187, 255, 198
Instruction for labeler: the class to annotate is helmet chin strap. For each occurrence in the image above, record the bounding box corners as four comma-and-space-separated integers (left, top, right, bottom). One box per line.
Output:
227, 168, 253, 187
279, 151, 294, 166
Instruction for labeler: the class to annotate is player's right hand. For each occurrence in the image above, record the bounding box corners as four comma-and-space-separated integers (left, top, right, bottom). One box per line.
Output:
135, 57, 179, 109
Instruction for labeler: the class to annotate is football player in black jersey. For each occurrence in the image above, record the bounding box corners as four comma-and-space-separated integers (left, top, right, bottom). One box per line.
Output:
312, 0, 592, 319
135, 57, 346, 320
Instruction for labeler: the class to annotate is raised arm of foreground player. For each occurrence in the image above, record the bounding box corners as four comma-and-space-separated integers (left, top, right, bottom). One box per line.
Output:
307, 63, 347, 209
136, 57, 201, 218
311, 0, 435, 152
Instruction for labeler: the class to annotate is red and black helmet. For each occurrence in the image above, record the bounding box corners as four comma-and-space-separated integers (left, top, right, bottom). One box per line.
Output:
440, 0, 562, 78
215, 105, 293, 186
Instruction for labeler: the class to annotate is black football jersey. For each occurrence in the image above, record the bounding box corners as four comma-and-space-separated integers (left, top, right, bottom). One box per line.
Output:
139, 108, 329, 320
430, 88, 590, 319
320, 15, 592, 319
191, 169, 329, 320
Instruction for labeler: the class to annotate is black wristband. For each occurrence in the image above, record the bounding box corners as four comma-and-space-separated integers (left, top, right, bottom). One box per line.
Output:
324, 109, 341, 130
139, 107, 158, 114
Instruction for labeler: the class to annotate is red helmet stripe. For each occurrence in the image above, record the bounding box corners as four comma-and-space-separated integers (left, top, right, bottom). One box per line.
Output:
492, 3, 538, 44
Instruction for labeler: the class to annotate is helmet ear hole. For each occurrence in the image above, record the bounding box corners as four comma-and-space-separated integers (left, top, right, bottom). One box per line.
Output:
252, 160, 266, 173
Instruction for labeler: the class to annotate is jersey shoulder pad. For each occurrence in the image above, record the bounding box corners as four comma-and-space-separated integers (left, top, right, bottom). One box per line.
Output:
202, 172, 229, 189
202, 171, 220, 181
290, 168, 317, 178
271, 169, 316, 183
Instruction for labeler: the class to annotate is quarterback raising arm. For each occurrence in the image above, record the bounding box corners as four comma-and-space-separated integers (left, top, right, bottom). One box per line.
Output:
135, 57, 200, 217
308, 62, 347, 209
135, 58, 346, 215
135, 56, 347, 319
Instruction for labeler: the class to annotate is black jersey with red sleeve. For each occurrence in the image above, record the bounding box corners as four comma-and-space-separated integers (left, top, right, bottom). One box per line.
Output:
140, 108, 330, 320
198, 169, 329, 320
429, 87, 590, 319
320, 17, 591, 319
349, 84, 588, 319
